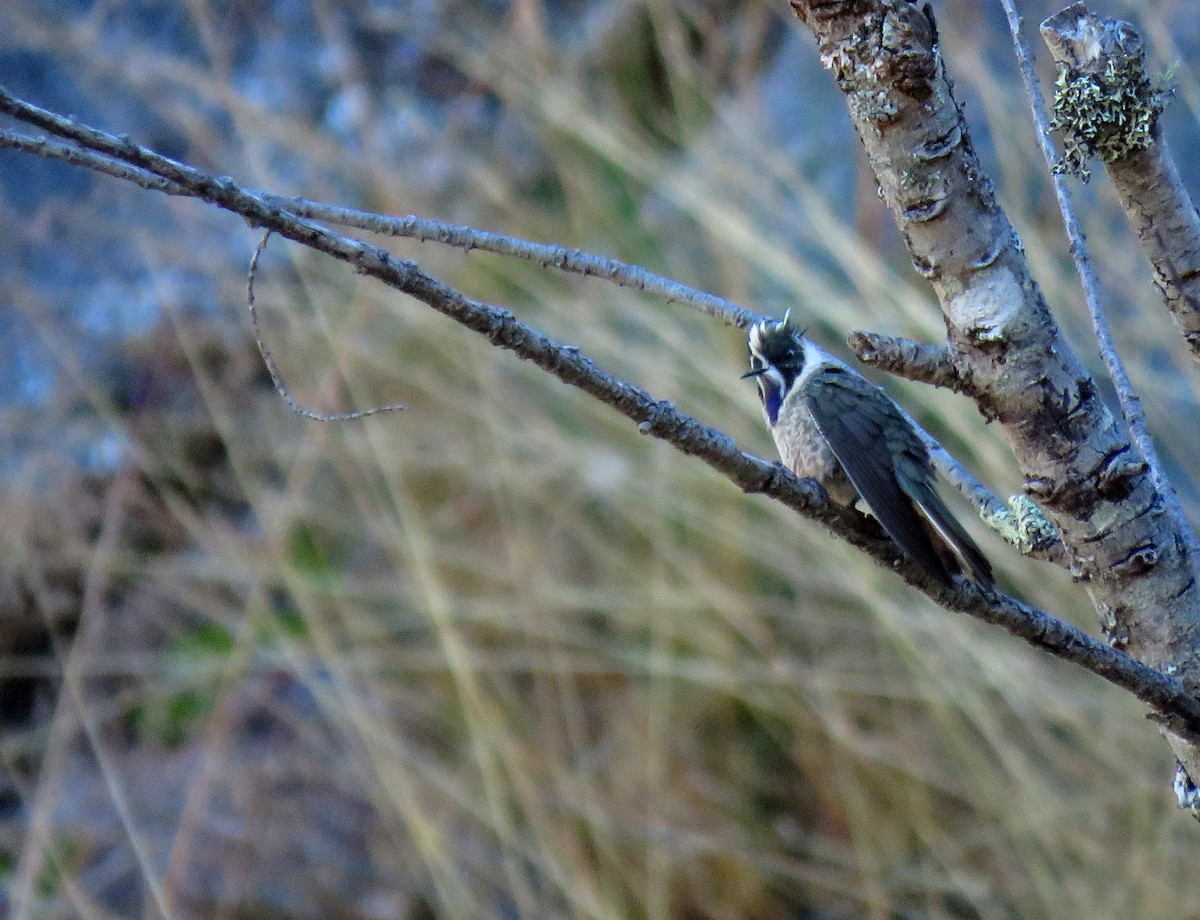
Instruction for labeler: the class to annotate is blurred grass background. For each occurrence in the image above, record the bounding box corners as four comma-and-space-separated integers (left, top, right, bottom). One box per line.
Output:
2, 1, 1200, 918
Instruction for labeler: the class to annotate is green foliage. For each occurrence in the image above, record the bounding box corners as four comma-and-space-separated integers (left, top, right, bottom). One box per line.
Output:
35, 837, 82, 900
287, 521, 336, 578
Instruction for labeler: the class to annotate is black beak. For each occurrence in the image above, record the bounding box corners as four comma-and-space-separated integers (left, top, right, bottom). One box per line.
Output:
740, 367, 767, 380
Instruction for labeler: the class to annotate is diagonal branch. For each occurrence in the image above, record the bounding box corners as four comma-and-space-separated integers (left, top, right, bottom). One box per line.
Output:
0, 130, 761, 329
262, 196, 763, 329
3, 85, 1200, 740
0, 118, 1007, 533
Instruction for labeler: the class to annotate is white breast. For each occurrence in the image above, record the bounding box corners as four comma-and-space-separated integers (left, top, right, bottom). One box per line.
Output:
769, 342, 857, 505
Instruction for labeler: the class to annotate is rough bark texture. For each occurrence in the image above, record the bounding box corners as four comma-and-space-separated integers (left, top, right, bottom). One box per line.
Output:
847, 330, 962, 389
1041, 3, 1200, 362
789, 0, 1200, 772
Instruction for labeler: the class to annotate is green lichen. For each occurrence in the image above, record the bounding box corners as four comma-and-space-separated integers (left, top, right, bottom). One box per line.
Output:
981, 494, 1060, 555
1049, 53, 1171, 181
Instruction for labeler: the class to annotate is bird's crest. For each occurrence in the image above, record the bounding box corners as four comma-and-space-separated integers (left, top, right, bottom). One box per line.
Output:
745, 311, 806, 378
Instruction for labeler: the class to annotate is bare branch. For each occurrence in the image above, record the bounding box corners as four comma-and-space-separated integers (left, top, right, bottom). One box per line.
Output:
0, 114, 1008, 543
0, 128, 187, 195
0, 103, 1015, 542
0, 128, 759, 330
263, 196, 763, 330
247, 230, 409, 421
4, 85, 1200, 740
787, 0, 1200, 642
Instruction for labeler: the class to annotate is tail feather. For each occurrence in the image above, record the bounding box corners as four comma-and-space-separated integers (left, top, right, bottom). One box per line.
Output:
912, 486, 993, 587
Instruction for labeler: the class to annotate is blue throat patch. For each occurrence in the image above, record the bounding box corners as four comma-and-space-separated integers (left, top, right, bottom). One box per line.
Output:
763, 380, 783, 426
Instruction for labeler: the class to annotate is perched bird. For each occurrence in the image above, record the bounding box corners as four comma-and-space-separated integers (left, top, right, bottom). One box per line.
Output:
743, 315, 992, 586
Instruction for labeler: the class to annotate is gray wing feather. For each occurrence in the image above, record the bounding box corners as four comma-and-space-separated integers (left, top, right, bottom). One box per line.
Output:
802, 367, 991, 585
902, 474, 993, 586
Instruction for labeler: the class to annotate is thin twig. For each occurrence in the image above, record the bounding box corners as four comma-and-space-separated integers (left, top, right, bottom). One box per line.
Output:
247, 229, 408, 421
0, 128, 188, 195
0, 125, 757, 329
0, 122, 758, 338
999, 0, 1200, 569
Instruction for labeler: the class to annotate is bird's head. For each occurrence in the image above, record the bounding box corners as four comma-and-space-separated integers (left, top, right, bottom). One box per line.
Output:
742, 313, 807, 426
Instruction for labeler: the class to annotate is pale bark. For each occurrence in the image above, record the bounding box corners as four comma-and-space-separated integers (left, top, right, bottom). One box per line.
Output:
1041, 3, 1200, 362
788, 0, 1200, 793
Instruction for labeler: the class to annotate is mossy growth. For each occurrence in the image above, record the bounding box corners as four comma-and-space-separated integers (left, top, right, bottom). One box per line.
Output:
1049, 52, 1170, 181
981, 494, 1060, 555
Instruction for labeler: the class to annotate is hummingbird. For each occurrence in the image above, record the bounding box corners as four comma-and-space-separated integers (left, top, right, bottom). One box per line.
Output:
742, 315, 992, 587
